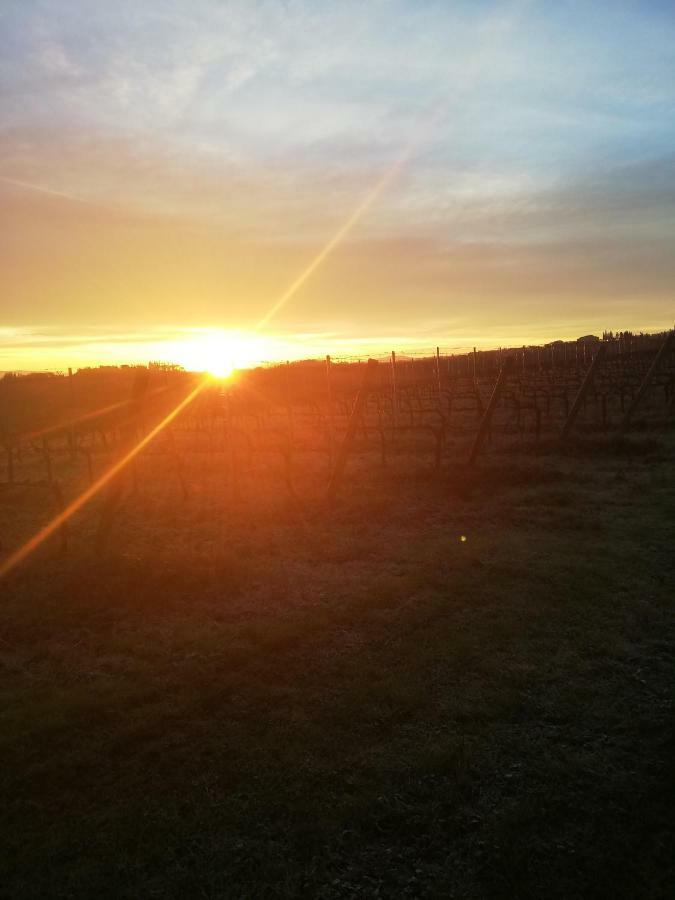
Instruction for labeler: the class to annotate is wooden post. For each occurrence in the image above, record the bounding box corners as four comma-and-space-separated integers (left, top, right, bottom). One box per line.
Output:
51, 480, 68, 555
227, 392, 241, 501
325, 354, 334, 465
67, 367, 75, 459
42, 437, 53, 484
467, 366, 506, 465
620, 331, 674, 431
6, 444, 14, 485
390, 350, 398, 425
284, 361, 293, 440
325, 359, 378, 503
435, 346, 442, 395
560, 343, 607, 441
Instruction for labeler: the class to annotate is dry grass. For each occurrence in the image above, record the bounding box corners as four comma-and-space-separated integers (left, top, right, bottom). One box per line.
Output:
1, 431, 674, 898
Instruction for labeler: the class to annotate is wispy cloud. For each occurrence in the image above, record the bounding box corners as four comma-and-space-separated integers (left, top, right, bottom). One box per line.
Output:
1, 0, 674, 366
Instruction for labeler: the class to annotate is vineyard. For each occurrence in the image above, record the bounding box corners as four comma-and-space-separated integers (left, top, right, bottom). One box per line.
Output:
2, 330, 675, 898
1, 330, 673, 556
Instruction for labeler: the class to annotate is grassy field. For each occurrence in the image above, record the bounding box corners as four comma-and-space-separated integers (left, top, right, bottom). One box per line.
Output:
1, 431, 674, 898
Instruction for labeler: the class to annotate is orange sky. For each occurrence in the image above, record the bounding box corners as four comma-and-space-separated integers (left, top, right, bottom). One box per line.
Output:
2, 1, 674, 371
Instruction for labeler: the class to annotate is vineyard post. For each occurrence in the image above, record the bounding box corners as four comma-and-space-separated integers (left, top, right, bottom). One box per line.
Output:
67, 367, 75, 459
284, 361, 293, 441
227, 390, 241, 501
325, 354, 335, 465
620, 331, 674, 431
435, 346, 442, 395
6, 444, 14, 485
51, 480, 68, 554
467, 365, 506, 465
1, 418, 13, 484
472, 348, 485, 415
42, 437, 53, 484
325, 359, 378, 503
391, 350, 398, 426
560, 343, 607, 441
668, 377, 675, 416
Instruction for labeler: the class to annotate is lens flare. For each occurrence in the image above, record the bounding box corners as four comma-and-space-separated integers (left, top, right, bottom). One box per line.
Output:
0, 378, 208, 579
167, 330, 274, 377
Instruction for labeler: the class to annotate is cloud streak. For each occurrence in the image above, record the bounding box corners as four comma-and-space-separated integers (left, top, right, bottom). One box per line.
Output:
1, 0, 674, 367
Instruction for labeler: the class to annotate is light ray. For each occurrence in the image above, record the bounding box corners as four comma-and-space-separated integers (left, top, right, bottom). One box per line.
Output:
15, 383, 178, 444
255, 0, 529, 332
255, 104, 445, 331
254, 159, 406, 330
0, 378, 208, 579
1, 0, 530, 578
0, 174, 89, 205
16, 394, 153, 444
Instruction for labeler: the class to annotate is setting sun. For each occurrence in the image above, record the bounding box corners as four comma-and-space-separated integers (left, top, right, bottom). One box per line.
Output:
168, 330, 270, 378
2, 3, 675, 897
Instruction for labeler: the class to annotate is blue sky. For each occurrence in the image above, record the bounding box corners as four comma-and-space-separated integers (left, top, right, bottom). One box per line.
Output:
1, 0, 674, 367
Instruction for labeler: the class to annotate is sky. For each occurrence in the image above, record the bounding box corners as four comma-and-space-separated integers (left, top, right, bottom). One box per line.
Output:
1, 0, 674, 370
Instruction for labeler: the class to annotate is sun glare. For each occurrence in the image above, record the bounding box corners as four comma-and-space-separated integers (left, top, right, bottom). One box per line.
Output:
171, 330, 267, 378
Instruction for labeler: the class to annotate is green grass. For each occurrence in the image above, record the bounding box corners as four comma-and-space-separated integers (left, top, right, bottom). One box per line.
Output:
1, 434, 674, 898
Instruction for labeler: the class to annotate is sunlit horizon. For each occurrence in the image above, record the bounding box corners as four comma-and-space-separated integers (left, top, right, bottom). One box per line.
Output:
2, 315, 673, 375
3, 2, 675, 373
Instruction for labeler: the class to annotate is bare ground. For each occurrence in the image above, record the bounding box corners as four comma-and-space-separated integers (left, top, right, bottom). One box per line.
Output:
1, 431, 674, 898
